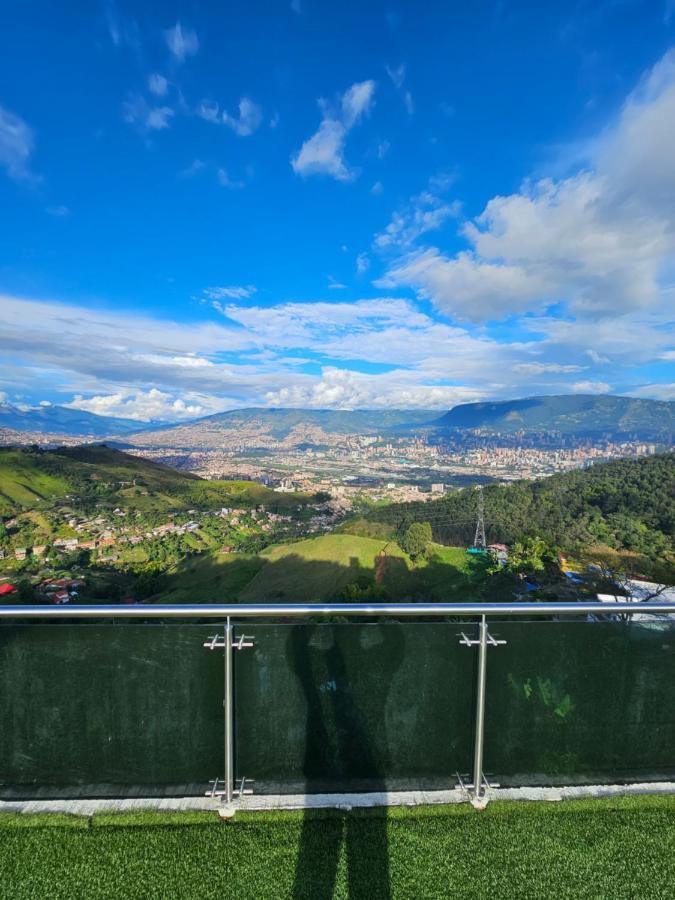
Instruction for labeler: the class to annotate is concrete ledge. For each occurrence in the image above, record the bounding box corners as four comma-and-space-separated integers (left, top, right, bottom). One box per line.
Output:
2, 781, 675, 816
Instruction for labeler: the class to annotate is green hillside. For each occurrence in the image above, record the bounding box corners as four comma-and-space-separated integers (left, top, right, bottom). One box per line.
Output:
0, 403, 142, 435
432, 395, 674, 437
157, 534, 489, 604
364, 453, 675, 567
0, 445, 313, 517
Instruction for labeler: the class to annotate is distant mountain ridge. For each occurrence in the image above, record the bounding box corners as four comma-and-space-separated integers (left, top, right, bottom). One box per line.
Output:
125, 407, 439, 448
0, 403, 143, 436
431, 395, 674, 437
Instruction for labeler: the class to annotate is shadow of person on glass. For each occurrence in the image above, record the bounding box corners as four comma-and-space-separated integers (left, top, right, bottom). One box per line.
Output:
288, 621, 405, 900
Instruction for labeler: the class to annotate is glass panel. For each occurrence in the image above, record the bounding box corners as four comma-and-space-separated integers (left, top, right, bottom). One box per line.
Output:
234, 622, 475, 793
0, 623, 224, 796
484, 617, 675, 785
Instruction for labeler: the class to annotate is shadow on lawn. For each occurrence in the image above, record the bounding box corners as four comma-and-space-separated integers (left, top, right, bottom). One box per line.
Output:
288, 623, 404, 900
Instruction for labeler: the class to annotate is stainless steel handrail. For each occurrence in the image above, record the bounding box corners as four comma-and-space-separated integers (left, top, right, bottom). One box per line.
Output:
0, 601, 674, 617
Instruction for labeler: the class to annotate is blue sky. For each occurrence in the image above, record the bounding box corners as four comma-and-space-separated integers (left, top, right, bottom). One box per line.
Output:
1, 0, 674, 421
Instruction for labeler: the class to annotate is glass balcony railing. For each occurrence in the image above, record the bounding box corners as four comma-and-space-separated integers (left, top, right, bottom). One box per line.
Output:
1, 602, 674, 803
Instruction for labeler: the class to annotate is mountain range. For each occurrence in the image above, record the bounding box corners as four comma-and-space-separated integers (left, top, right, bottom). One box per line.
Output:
1, 395, 673, 446
0, 403, 141, 436
431, 395, 674, 437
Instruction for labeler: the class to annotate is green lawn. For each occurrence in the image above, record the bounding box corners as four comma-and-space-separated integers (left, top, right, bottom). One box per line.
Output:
151, 534, 491, 604
1, 797, 674, 899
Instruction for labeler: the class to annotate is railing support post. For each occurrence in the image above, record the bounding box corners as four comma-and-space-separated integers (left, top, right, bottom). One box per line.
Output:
472, 614, 488, 802
224, 616, 234, 807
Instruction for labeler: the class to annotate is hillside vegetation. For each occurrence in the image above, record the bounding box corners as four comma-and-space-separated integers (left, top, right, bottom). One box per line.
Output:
431, 395, 674, 437
158, 534, 490, 604
0, 445, 313, 517
364, 453, 675, 566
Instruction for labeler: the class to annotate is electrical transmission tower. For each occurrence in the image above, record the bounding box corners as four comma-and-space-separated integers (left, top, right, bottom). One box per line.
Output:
473, 485, 486, 550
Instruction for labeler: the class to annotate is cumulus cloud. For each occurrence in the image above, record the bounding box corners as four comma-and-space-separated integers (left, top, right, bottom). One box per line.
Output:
264, 366, 484, 410
165, 22, 199, 63
291, 80, 375, 181
66, 388, 227, 422
380, 48, 675, 324
0, 105, 36, 182
571, 381, 612, 394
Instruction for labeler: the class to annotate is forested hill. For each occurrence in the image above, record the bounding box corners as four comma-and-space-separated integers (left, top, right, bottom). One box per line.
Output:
431, 395, 674, 437
365, 453, 675, 560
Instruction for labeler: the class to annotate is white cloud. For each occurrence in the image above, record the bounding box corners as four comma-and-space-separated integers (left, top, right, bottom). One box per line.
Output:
104, 1, 140, 50
291, 80, 375, 181
204, 285, 257, 300
375, 193, 459, 250
624, 382, 675, 400
328, 276, 347, 290
265, 366, 484, 410
356, 253, 370, 275
148, 73, 169, 96
1, 292, 670, 413
179, 158, 206, 178
380, 48, 675, 324
66, 388, 226, 422
216, 167, 244, 189
46, 205, 70, 217
386, 63, 414, 114
513, 363, 585, 375
385, 64, 406, 90
223, 98, 263, 137
380, 248, 550, 321
371, 180, 383, 195
572, 381, 612, 394
165, 22, 199, 63
0, 105, 35, 182
123, 95, 174, 132
198, 97, 262, 136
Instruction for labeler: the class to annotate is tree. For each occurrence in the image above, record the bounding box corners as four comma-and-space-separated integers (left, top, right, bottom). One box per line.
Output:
507, 536, 558, 577
400, 522, 432, 560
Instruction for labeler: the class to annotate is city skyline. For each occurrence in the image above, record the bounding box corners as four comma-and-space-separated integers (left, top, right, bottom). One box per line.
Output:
1, 2, 674, 421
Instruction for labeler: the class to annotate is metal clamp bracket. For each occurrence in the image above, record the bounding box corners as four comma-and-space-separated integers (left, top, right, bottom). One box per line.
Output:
206, 776, 254, 799
458, 630, 506, 647
455, 772, 499, 793
203, 634, 255, 650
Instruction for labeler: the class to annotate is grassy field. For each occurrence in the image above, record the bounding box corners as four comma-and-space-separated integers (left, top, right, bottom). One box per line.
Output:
1, 797, 674, 899
154, 533, 491, 603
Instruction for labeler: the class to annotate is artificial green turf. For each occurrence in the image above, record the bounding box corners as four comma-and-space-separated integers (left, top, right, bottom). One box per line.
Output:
1, 797, 674, 899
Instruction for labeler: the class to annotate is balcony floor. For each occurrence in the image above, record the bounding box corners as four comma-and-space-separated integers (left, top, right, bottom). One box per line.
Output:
2, 795, 675, 899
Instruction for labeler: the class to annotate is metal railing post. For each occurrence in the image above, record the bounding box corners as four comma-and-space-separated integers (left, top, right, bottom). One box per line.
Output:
224, 616, 233, 806
472, 614, 488, 801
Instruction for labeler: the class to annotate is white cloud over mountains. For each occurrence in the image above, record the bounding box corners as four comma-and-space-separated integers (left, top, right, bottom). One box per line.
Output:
291, 80, 376, 181
1, 285, 669, 421
65, 388, 227, 422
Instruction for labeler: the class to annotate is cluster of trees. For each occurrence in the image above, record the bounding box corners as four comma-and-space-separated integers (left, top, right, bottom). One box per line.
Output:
368, 454, 674, 562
